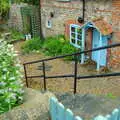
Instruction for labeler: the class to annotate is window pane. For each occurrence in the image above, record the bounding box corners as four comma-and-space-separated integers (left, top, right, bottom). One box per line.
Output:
71, 33, 75, 39
78, 35, 82, 40
77, 28, 82, 34
71, 27, 75, 32
71, 39, 75, 44
77, 40, 81, 46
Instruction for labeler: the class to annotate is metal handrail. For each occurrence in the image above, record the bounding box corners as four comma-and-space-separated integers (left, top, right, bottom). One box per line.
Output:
23, 43, 120, 94
23, 43, 120, 65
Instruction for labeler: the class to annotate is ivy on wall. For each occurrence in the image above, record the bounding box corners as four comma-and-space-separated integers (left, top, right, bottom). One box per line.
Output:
22, 0, 39, 5
21, 6, 40, 37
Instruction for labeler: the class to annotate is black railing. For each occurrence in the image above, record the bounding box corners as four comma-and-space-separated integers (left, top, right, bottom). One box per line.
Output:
23, 43, 120, 94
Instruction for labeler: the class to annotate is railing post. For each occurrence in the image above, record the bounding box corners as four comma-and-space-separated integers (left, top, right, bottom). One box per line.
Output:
74, 55, 78, 94
23, 64, 29, 88
42, 61, 47, 91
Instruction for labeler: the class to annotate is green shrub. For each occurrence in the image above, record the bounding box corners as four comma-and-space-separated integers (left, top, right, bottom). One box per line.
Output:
107, 93, 117, 99
43, 35, 78, 59
11, 30, 24, 40
0, 40, 24, 114
11, 30, 24, 41
21, 37, 43, 54
5, 30, 24, 43
61, 42, 78, 60
22, 35, 80, 61
43, 37, 63, 56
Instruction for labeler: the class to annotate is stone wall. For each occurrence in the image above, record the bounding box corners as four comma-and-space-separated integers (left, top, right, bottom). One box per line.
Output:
8, 3, 27, 31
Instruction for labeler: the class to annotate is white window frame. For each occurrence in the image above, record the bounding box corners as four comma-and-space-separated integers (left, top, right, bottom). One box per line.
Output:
70, 24, 82, 49
46, 19, 52, 28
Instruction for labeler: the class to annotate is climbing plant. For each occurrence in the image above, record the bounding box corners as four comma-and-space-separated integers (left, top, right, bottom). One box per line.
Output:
22, 0, 39, 5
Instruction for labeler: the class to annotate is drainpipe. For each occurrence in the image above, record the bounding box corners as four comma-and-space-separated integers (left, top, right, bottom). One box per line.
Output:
82, 0, 85, 23
39, 0, 44, 40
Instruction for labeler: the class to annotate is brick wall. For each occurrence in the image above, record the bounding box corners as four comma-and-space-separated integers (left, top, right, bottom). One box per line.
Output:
108, 0, 120, 69
40, 0, 120, 69
41, 0, 112, 37
41, 0, 83, 37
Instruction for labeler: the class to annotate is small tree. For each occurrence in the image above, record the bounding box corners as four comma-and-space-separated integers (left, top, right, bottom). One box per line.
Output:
0, 0, 23, 20
0, 0, 10, 20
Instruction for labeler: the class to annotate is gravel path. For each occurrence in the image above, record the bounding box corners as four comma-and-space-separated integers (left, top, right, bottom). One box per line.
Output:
14, 41, 120, 96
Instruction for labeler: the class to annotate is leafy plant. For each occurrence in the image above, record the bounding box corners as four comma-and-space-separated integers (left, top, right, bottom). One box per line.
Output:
0, 0, 24, 20
11, 30, 24, 40
43, 36, 63, 56
21, 37, 43, 54
21, 0, 39, 5
0, 0, 10, 20
22, 35, 78, 61
0, 39, 24, 114
107, 93, 116, 99
61, 42, 78, 60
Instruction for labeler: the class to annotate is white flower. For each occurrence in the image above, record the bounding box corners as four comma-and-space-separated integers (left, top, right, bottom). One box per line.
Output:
7, 44, 13, 48
2, 76, 6, 80
9, 77, 16, 81
2, 62, 6, 65
18, 96, 23, 101
18, 89, 24, 94
0, 89, 4, 94
8, 88, 12, 91
13, 53, 18, 57
15, 64, 21, 67
3, 68, 7, 72
5, 98, 10, 103
0, 82, 6, 86
10, 93, 16, 100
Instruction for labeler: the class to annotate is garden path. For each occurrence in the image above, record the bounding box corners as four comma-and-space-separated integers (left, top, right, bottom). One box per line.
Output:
14, 41, 120, 96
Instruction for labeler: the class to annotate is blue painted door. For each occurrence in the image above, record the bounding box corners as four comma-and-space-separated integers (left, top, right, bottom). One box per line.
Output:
92, 29, 107, 66
92, 29, 100, 63
100, 36, 108, 66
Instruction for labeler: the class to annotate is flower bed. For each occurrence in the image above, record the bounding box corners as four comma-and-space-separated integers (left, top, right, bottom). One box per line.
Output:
0, 39, 24, 114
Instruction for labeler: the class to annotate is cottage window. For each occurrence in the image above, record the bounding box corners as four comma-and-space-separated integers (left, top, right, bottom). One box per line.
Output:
70, 24, 82, 48
56, 0, 71, 2
46, 19, 52, 28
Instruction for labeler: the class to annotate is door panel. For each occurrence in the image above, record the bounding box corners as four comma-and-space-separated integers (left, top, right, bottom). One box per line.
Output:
92, 29, 100, 63
92, 29, 107, 66
100, 36, 107, 66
